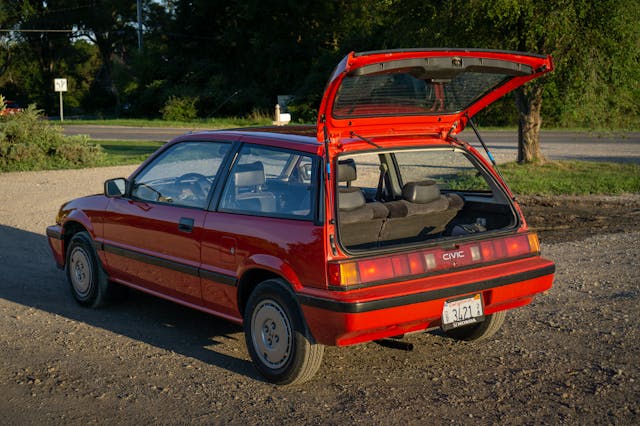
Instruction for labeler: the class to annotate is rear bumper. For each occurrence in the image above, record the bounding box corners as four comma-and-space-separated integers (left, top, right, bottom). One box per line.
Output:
46, 225, 65, 269
298, 257, 554, 346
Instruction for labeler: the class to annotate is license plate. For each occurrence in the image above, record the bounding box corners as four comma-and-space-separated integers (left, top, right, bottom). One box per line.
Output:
441, 294, 484, 331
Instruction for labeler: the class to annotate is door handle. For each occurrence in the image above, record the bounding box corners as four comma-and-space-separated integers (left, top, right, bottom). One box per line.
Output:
178, 217, 194, 233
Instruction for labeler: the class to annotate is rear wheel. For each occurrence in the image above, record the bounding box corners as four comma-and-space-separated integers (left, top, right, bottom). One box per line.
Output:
66, 231, 122, 308
244, 279, 324, 385
444, 310, 506, 342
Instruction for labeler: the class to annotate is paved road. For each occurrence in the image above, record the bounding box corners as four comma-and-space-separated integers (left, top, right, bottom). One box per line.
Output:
63, 125, 640, 164
63, 125, 189, 142
460, 130, 640, 164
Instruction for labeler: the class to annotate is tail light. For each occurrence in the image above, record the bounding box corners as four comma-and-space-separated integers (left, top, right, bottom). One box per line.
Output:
328, 233, 541, 288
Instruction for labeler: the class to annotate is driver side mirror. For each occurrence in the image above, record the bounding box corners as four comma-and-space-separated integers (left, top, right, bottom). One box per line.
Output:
104, 178, 128, 198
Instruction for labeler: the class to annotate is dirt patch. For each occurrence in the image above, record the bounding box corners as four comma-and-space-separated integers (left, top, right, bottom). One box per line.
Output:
519, 193, 640, 243
0, 167, 638, 424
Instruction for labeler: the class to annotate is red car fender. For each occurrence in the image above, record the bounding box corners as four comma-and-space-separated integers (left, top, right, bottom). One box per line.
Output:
238, 253, 304, 291
58, 195, 109, 250
63, 209, 98, 238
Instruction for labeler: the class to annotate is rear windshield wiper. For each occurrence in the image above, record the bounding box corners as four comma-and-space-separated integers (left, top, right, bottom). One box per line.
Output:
350, 132, 382, 149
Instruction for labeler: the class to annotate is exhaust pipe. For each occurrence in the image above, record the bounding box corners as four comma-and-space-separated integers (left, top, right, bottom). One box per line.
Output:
374, 338, 414, 351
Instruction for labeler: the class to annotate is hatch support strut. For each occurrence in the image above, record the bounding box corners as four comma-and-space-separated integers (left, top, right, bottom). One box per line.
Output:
465, 114, 507, 182
321, 114, 338, 255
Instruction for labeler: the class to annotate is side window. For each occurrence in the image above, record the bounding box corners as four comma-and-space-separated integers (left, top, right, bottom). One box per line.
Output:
131, 141, 230, 208
219, 145, 316, 219
394, 149, 492, 192
338, 153, 380, 190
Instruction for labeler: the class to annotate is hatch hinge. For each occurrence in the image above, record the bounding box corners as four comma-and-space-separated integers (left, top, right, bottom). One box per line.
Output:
446, 121, 458, 140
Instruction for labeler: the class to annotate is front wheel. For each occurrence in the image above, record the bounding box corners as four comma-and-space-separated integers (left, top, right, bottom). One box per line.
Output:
444, 310, 507, 342
66, 231, 122, 308
244, 279, 324, 385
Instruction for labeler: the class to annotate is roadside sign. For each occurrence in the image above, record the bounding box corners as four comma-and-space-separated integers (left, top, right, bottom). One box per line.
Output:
54, 78, 67, 92
54, 78, 67, 121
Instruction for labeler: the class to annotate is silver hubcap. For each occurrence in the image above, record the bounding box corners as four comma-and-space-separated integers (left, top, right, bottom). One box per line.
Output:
251, 299, 292, 369
70, 247, 91, 296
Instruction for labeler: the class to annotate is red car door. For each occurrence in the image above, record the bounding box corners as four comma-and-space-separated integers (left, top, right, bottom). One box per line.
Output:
199, 143, 324, 320
103, 199, 206, 304
101, 140, 232, 306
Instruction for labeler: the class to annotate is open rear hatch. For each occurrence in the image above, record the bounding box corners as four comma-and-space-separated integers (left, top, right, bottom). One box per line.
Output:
318, 49, 553, 252
317, 48, 553, 141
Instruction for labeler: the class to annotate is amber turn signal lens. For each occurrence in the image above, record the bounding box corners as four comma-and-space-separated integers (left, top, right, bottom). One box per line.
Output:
528, 233, 540, 254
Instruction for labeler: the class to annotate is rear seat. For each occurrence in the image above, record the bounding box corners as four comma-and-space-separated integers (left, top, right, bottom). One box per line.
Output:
337, 160, 388, 247
379, 180, 463, 242
230, 161, 277, 213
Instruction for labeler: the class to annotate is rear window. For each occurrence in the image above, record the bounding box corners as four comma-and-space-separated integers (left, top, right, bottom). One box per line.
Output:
333, 72, 509, 118
336, 147, 514, 250
219, 144, 317, 219
394, 150, 492, 192
339, 148, 492, 196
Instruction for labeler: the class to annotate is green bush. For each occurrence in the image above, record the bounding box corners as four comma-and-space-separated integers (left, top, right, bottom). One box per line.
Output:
0, 105, 105, 171
287, 96, 319, 124
160, 96, 198, 121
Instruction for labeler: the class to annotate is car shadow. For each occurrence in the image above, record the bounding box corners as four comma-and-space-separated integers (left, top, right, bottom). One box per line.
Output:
0, 224, 258, 381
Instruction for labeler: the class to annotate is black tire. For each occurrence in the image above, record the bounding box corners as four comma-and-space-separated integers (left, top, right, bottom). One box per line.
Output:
244, 279, 324, 385
65, 231, 116, 308
444, 310, 507, 342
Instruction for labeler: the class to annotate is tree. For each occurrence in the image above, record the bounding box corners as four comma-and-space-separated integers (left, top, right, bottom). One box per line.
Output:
2, 0, 637, 129
63, 0, 138, 114
465, 1, 579, 162
473, 0, 639, 162
382, 0, 640, 163
0, 1, 76, 112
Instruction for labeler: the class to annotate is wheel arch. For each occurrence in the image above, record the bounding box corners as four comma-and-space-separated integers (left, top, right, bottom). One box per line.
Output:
62, 221, 90, 261
237, 268, 317, 343
237, 268, 283, 318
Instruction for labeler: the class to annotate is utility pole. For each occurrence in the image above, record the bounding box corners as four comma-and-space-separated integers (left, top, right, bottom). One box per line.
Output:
137, 0, 143, 52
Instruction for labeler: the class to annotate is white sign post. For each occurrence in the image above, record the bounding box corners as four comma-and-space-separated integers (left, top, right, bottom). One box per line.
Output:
54, 78, 67, 122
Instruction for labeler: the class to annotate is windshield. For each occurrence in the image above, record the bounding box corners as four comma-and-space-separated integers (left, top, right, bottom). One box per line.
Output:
333, 71, 509, 118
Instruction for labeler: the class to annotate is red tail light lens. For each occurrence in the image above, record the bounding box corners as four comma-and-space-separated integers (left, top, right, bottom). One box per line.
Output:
328, 233, 540, 288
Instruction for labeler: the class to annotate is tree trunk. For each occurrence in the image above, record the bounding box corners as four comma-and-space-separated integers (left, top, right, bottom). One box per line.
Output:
95, 36, 121, 115
514, 84, 545, 163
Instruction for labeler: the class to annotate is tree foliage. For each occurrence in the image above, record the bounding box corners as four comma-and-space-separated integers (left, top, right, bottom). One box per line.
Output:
383, 0, 640, 161
1, 0, 637, 144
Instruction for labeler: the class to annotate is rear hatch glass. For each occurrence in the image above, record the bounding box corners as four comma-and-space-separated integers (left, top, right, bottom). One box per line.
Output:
333, 71, 509, 118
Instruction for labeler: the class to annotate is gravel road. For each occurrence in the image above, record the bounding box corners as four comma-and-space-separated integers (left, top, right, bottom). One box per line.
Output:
1, 165, 639, 424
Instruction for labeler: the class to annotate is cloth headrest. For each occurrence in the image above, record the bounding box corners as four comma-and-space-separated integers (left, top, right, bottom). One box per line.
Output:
339, 187, 366, 211
337, 159, 357, 182
402, 180, 441, 203
234, 161, 265, 186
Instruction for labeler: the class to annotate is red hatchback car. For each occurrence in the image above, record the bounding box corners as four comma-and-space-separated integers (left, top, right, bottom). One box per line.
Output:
0, 100, 23, 115
47, 49, 555, 385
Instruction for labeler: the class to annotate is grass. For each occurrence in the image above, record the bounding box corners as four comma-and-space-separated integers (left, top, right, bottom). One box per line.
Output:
499, 160, 640, 195
96, 140, 164, 166
63, 116, 272, 129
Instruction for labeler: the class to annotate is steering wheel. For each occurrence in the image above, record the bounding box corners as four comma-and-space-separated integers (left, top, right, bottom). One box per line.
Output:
175, 173, 210, 200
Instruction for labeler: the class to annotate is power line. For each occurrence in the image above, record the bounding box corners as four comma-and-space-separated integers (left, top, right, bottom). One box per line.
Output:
0, 29, 73, 33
